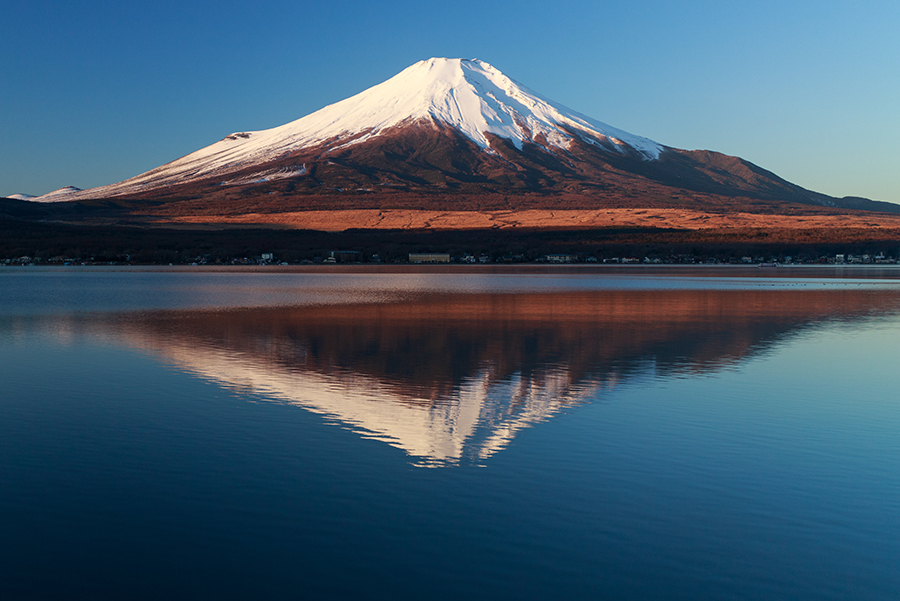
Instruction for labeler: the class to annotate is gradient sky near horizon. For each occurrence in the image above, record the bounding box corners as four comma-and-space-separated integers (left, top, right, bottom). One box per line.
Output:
2, 0, 899, 203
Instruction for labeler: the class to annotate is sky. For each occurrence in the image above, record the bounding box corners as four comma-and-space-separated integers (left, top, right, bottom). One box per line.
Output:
2, 0, 899, 203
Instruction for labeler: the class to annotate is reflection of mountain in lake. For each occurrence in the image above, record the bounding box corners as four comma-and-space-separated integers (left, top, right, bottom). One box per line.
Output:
100, 288, 900, 465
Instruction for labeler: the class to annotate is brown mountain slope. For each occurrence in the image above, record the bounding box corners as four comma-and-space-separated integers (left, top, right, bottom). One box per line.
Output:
86, 121, 896, 220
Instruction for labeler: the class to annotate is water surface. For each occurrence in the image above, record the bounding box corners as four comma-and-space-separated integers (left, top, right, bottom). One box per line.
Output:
2, 267, 899, 599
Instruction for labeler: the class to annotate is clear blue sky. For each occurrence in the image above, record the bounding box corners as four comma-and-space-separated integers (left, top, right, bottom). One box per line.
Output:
3, 0, 898, 203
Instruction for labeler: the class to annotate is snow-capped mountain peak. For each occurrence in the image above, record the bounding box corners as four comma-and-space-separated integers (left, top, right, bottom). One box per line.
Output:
27, 58, 663, 202
270, 57, 663, 157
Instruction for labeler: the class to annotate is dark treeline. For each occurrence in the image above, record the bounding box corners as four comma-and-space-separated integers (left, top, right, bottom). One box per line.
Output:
2, 216, 899, 264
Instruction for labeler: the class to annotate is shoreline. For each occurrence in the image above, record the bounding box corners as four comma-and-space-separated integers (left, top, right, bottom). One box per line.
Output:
5, 263, 900, 279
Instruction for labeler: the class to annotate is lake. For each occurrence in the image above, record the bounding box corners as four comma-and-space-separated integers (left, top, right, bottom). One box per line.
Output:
2, 266, 899, 599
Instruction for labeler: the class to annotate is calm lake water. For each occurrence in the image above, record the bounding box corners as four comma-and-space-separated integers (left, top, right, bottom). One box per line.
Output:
2, 266, 899, 600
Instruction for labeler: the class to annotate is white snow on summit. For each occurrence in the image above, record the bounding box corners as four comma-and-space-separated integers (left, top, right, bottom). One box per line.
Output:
28, 58, 663, 202
262, 57, 664, 157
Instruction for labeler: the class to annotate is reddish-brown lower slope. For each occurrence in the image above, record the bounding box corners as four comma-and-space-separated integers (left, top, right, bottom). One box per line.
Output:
103, 121, 899, 216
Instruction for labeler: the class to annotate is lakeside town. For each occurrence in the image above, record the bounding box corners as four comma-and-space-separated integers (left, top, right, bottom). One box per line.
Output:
4, 250, 898, 267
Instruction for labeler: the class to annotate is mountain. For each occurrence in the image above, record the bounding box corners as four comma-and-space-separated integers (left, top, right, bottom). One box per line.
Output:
23, 58, 898, 216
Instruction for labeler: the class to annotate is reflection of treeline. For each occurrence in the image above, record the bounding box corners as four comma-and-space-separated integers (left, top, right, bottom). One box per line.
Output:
121, 290, 900, 403
2, 215, 899, 264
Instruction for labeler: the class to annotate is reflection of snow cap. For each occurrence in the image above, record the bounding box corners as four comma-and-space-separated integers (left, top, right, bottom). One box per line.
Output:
131, 338, 598, 467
